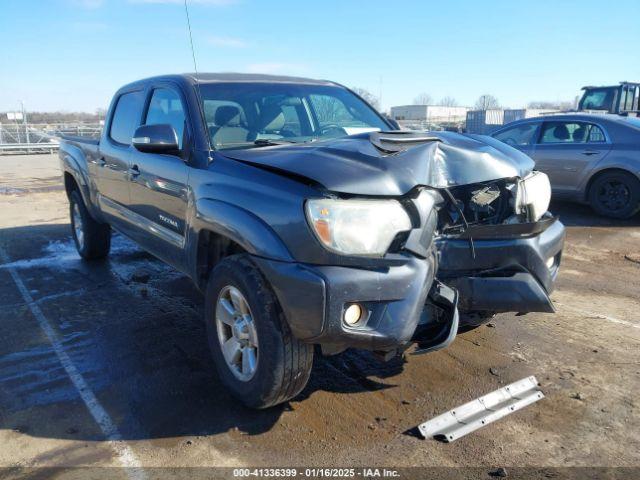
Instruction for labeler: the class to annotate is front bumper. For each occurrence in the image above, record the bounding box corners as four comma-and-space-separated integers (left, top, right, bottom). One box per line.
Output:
253, 253, 455, 353
436, 215, 565, 316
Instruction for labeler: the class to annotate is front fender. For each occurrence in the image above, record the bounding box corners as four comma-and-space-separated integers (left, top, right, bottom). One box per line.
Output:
192, 198, 294, 262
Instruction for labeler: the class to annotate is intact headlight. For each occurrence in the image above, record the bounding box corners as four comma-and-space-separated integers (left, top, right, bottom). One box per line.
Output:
305, 198, 412, 256
520, 171, 551, 221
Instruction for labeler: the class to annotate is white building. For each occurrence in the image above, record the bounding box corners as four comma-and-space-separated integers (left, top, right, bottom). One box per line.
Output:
389, 105, 470, 124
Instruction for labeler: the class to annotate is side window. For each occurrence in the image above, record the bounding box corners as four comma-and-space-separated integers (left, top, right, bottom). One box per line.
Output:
280, 105, 303, 136
587, 124, 606, 143
109, 92, 143, 145
145, 88, 186, 149
493, 123, 538, 146
539, 122, 592, 144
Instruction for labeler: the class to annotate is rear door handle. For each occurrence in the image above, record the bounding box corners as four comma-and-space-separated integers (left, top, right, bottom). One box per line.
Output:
129, 165, 140, 178
97, 157, 106, 166
581, 150, 600, 156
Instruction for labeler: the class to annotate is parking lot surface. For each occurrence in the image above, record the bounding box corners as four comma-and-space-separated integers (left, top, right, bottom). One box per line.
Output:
0, 155, 639, 474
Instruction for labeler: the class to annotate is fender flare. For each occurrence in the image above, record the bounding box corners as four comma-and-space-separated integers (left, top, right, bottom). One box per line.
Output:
192, 198, 293, 262
59, 150, 103, 220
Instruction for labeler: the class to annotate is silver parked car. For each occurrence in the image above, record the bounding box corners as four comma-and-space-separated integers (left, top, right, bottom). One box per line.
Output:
491, 113, 640, 218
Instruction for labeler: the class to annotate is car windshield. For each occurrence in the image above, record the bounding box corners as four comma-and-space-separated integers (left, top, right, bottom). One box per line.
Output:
197, 82, 387, 150
580, 88, 615, 111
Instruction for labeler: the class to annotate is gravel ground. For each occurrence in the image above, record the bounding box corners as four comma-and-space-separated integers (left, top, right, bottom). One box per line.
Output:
0, 154, 638, 477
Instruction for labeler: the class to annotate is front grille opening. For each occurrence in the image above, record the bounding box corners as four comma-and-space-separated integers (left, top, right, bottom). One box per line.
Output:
439, 179, 515, 235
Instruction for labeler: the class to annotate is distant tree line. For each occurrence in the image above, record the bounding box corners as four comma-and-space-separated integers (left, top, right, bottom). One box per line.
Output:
409, 92, 578, 111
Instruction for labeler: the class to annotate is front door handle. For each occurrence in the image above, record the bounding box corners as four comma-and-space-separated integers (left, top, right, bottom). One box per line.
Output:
129, 165, 141, 178
581, 150, 600, 156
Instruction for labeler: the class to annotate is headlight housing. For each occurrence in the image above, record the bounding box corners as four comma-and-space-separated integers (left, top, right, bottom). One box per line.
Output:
520, 171, 551, 221
305, 198, 412, 256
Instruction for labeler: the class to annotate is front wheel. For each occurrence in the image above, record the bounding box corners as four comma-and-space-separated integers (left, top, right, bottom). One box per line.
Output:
205, 255, 313, 409
588, 171, 640, 219
69, 189, 111, 260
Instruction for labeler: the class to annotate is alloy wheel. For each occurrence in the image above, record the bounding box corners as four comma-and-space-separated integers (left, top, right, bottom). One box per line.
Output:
215, 286, 259, 382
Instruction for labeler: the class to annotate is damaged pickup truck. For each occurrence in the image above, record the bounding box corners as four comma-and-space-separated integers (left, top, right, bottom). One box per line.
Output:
59, 74, 564, 408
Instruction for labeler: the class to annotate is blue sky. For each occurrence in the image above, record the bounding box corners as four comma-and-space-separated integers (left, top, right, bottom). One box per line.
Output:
1, 0, 639, 113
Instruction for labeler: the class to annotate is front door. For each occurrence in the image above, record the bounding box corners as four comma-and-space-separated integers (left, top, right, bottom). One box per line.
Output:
491, 121, 540, 158
531, 120, 612, 196
127, 86, 190, 270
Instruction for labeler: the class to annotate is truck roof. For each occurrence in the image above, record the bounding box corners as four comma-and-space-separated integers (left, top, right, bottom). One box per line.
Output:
119, 72, 338, 91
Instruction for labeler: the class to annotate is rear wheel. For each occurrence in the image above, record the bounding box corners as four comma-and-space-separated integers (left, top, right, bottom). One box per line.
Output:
588, 171, 640, 219
205, 255, 313, 409
69, 189, 111, 260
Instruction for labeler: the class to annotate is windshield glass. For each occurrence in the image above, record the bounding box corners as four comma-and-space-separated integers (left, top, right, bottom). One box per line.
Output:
580, 88, 615, 111
197, 82, 387, 150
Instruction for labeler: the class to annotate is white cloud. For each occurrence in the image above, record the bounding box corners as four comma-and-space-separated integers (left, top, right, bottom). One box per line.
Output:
207, 35, 247, 48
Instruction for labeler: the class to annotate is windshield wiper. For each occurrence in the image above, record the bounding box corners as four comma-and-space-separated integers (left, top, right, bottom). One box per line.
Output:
252, 139, 297, 146
216, 139, 298, 150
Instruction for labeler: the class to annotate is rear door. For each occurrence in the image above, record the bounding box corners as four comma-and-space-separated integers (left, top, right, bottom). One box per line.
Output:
96, 90, 145, 221
531, 120, 612, 196
126, 85, 190, 270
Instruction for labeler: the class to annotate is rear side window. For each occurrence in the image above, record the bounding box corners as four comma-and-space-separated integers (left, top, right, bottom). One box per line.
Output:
539, 121, 606, 144
145, 88, 187, 149
493, 123, 538, 146
109, 92, 143, 145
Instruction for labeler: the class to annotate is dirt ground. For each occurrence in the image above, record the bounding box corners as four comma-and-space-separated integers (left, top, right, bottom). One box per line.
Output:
0, 154, 638, 477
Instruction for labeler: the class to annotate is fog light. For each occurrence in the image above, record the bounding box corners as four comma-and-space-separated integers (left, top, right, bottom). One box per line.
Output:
546, 256, 555, 269
344, 304, 363, 326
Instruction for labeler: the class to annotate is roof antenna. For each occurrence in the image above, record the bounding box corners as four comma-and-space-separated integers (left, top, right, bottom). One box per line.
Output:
183, 0, 213, 157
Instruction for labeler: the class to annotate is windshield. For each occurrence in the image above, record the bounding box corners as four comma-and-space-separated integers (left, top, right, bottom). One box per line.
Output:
580, 88, 615, 111
197, 82, 388, 150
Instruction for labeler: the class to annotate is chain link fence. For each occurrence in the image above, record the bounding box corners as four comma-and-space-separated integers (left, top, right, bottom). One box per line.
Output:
0, 123, 102, 155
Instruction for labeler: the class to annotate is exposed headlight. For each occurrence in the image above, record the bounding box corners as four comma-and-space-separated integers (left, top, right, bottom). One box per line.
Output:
520, 171, 551, 221
305, 198, 412, 256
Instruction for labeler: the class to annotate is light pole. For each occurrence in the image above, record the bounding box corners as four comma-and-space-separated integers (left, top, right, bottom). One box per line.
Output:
20, 101, 30, 144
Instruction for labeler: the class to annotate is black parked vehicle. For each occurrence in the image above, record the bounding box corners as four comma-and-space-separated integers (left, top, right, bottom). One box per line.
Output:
60, 73, 564, 408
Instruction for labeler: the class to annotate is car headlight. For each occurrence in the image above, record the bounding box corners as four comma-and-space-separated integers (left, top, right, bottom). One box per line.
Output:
520, 171, 551, 221
305, 198, 412, 256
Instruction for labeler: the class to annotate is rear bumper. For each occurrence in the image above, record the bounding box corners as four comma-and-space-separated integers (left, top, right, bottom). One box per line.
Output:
253, 253, 456, 353
436, 215, 565, 317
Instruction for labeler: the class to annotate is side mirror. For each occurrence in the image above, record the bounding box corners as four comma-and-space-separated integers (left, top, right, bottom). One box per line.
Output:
132, 124, 179, 154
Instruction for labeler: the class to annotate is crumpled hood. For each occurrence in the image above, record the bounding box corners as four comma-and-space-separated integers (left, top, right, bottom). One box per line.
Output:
220, 131, 535, 196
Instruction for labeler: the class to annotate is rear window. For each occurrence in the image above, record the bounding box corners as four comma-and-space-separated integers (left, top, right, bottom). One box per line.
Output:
109, 91, 143, 145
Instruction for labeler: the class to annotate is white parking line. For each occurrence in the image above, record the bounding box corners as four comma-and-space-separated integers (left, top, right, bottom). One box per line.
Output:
0, 247, 147, 479
556, 302, 640, 330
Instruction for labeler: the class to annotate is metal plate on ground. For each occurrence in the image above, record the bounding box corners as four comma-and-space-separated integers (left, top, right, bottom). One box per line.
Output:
418, 375, 544, 442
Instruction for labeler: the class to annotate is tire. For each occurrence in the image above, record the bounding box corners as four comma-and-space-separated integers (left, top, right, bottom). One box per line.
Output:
69, 189, 111, 260
588, 171, 640, 219
204, 254, 313, 409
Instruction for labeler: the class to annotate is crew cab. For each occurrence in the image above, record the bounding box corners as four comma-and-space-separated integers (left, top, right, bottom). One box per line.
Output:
60, 73, 564, 408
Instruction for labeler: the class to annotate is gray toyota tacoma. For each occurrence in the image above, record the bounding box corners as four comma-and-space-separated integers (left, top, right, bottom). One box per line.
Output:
60, 73, 564, 408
